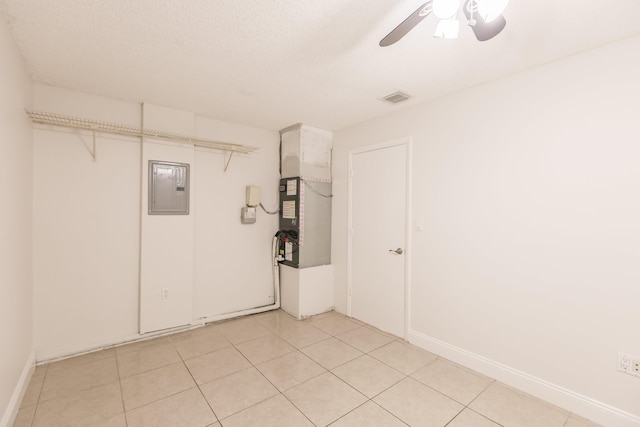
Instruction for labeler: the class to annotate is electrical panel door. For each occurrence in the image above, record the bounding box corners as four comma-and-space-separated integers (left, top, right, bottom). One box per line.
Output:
148, 161, 190, 215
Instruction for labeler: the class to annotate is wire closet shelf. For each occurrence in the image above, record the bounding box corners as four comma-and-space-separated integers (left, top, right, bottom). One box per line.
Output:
25, 109, 258, 155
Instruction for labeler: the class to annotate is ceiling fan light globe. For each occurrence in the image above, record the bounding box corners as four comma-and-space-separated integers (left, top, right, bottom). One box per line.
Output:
434, 19, 460, 38
477, 0, 509, 23
433, 0, 460, 19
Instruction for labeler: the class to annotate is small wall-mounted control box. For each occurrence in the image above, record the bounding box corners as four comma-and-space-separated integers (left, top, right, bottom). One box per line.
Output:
246, 185, 261, 207
241, 206, 256, 224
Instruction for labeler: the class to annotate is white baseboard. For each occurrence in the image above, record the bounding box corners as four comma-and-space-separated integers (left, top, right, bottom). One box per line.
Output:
408, 330, 640, 427
37, 324, 201, 364
197, 302, 280, 324
37, 304, 281, 363
0, 350, 35, 427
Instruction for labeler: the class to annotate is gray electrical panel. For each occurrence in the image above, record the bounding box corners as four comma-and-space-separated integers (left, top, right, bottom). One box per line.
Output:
148, 161, 190, 215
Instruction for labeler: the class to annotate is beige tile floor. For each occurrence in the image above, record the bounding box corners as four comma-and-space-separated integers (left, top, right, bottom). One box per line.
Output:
13, 310, 602, 427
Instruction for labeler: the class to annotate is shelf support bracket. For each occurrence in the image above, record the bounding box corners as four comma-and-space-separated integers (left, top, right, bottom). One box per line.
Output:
91, 128, 97, 161
224, 151, 234, 172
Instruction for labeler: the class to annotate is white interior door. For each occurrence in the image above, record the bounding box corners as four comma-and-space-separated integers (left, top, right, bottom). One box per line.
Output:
349, 141, 408, 338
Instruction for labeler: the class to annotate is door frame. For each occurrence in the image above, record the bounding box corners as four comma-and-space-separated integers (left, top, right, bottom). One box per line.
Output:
347, 137, 412, 339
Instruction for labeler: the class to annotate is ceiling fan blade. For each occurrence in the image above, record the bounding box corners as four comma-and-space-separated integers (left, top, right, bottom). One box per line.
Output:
463, 0, 507, 41
379, 1, 433, 47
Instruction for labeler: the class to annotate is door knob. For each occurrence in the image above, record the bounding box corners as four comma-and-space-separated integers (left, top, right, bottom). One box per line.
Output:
389, 248, 403, 255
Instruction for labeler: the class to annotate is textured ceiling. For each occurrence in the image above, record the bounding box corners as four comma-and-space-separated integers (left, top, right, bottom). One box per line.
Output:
1, 0, 640, 131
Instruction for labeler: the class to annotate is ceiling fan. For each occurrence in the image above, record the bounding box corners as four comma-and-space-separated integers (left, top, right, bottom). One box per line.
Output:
380, 0, 509, 47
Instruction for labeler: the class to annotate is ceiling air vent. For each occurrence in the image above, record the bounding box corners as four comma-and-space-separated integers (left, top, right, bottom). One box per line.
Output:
382, 91, 411, 104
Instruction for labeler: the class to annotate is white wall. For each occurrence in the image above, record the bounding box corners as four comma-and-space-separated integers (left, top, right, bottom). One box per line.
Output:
32, 84, 280, 360
33, 87, 142, 360
332, 35, 640, 425
0, 16, 33, 426
193, 116, 280, 318
140, 105, 195, 333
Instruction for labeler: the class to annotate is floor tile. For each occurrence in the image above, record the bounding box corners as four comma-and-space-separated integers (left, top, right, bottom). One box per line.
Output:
277, 322, 331, 348
125, 387, 216, 427
565, 415, 603, 427
370, 341, 437, 375
39, 357, 119, 402
312, 315, 362, 336
301, 337, 362, 370
332, 355, 405, 398
20, 374, 44, 408
32, 381, 123, 427
254, 310, 300, 333
329, 401, 406, 427
349, 317, 368, 326
374, 377, 462, 426
335, 326, 394, 353
91, 414, 127, 426
306, 310, 338, 322
47, 348, 116, 373
116, 341, 182, 378
469, 382, 569, 427
121, 362, 195, 410
168, 325, 214, 341
216, 317, 272, 345
115, 336, 172, 354
411, 358, 493, 405
33, 364, 48, 378
184, 346, 251, 385
200, 367, 279, 420
235, 333, 295, 364
12, 404, 36, 427
256, 350, 326, 391
285, 372, 367, 427
365, 325, 404, 342
20, 310, 598, 427
171, 328, 230, 360
447, 408, 501, 427
250, 309, 282, 320
221, 394, 313, 427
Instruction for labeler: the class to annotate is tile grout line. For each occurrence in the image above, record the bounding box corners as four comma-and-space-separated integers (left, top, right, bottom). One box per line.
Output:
241, 318, 326, 420
307, 313, 499, 427
286, 313, 416, 425
289, 315, 405, 426
215, 330, 284, 424
183, 356, 222, 425
169, 321, 239, 426
117, 342, 206, 420
113, 351, 129, 427
220, 311, 366, 425
415, 360, 503, 426
442, 406, 468, 427
246, 348, 318, 426
27, 364, 48, 427
29, 356, 128, 426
